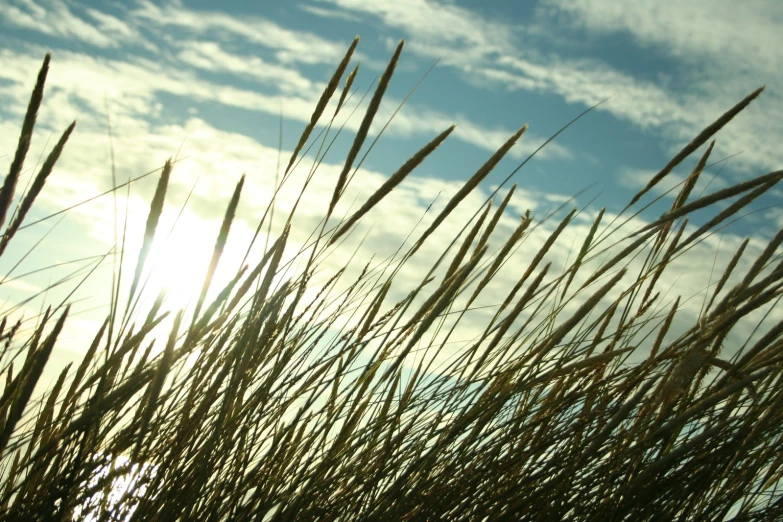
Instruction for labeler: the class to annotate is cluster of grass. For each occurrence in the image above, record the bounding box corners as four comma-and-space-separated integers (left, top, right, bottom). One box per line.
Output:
1, 37, 782, 521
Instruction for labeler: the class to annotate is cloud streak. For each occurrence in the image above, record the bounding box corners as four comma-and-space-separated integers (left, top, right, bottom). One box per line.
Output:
316, 0, 783, 175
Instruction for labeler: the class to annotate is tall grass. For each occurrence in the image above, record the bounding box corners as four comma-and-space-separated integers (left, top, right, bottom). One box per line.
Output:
1, 39, 783, 521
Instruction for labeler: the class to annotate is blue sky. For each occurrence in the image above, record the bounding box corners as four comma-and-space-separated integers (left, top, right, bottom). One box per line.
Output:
1, 0, 782, 376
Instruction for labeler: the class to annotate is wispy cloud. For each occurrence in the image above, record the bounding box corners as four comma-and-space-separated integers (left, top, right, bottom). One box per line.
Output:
316, 0, 783, 175
541, 0, 782, 74
0, 0, 153, 50
0, 42, 568, 169
130, 0, 351, 66
174, 40, 316, 95
126, 0, 570, 160
298, 3, 366, 23
537, 0, 783, 172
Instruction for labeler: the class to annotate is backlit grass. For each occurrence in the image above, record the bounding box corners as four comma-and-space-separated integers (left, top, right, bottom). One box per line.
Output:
1, 38, 782, 521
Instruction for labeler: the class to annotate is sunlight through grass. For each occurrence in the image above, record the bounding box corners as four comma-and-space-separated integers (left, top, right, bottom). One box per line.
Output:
1, 39, 782, 521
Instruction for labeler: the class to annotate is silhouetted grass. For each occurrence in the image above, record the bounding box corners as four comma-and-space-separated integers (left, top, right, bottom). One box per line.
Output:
1, 39, 782, 521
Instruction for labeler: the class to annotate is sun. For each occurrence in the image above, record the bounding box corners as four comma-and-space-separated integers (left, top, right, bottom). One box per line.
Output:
126, 207, 253, 321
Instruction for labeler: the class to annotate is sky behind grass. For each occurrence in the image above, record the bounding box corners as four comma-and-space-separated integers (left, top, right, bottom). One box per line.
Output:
1, 0, 782, 385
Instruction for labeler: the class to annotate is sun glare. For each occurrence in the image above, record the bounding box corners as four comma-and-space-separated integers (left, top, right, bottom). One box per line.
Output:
127, 206, 253, 320
72, 454, 158, 522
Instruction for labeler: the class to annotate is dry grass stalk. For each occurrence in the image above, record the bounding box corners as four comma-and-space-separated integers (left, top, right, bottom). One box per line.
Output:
633, 168, 783, 238
0, 54, 51, 233
0, 121, 76, 257
630, 87, 764, 206
330, 124, 456, 244
409, 125, 528, 258
328, 40, 405, 217
126, 158, 172, 313
475, 183, 518, 255
190, 174, 245, 326
443, 198, 493, 282
286, 36, 360, 176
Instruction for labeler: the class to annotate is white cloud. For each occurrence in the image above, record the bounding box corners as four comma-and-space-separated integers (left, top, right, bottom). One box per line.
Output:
317, 0, 783, 175
540, 0, 783, 73
84, 6, 158, 52
0, 45, 569, 171
1, 0, 574, 165
130, 0, 352, 66
298, 4, 366, 23
537, 0, 783, 173
317, 0, 515, 58
174, 41, 315, 95
0, 0, 148, 49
